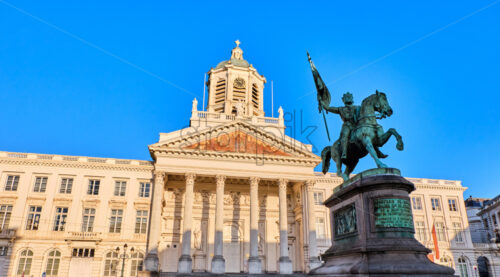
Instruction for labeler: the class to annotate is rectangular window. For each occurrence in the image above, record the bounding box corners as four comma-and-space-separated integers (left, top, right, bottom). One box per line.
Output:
71, 248, 95, 257
313, 192, 324, 205
0, 205, 13, 231
33, 177, 48, 192
109, 209, 123, 233
114, 181, 127, 196
412, 197, 423, 210
53, 207, 68, 231
82, 208, 96, 232
139, 182, 151, 198
315, 217, 326, 238
492, 215, 498, 226
483, 219, 489, 230
448, 199, 457, 212
0, 246, 7, 256
415, 221, 427, 242
26, 206, 42, 230
435, 222, 446, 241
5, 175, 20, 191
87, 180, 100, 195
135, 210, 148, 234
453, 222, 464, 242
59, 178, 73, 194
431, 198, 441, 211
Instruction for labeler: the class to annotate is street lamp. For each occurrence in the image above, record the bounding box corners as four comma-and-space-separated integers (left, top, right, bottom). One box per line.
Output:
115, 243, 134, 277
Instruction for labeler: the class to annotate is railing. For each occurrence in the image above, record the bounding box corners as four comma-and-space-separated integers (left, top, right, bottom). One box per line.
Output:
7, 153, 27, 158
258, 117, 279, 124
0, 229, 16, 239
194, 111, 281, 126
473, 242, 498, 250
65, 231, 102, 241
0, 151, 153, 167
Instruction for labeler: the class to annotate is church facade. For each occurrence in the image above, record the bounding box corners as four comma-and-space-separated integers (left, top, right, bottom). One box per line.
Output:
0, 43, 478, 276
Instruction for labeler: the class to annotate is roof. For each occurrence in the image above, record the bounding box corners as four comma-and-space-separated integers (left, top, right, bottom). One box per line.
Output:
215, 58, 250, 69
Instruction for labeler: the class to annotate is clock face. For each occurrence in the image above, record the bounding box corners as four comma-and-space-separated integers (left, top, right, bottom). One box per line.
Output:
233, 77, 246, 89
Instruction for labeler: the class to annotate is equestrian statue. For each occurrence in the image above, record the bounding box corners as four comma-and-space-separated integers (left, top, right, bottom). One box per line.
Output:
307, 53, 404, 181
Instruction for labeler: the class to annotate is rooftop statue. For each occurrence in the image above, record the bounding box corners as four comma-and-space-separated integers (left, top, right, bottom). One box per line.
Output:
307, 53, 404, 181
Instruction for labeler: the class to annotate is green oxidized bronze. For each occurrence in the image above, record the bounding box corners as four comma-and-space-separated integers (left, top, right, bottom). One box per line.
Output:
374, 198, 414, 229
334, 204, 357, 237
307, 53, 404, 181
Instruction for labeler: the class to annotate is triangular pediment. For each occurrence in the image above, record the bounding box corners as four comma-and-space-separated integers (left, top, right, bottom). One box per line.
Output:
183, 130, 291, 156
149, 120, 320, 163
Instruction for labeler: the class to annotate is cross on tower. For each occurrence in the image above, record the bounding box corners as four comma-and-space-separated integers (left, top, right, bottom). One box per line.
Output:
235, 40, 240, 47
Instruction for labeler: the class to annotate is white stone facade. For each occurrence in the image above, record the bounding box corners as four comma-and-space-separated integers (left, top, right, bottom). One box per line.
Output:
465, 196, 500, 276
0, 42, 476, 276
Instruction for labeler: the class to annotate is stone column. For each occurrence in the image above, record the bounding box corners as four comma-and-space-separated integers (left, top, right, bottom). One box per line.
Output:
306, 180, 322, 270
278, 178, 293, 274
144, 171, 166, 272
178, 173, 196, 273
248, 177, 262, 274
211, 175, 226, 273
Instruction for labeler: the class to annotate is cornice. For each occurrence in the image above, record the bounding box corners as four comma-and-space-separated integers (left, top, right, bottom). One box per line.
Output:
0, 158, 154, 172
152, 149, 319, 167
414, 183, 466, 192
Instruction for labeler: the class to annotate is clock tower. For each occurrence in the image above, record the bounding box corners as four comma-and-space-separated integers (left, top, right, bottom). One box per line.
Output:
206, 41, 267, 117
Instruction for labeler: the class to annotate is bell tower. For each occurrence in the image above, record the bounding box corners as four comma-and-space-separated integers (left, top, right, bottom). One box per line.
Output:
206, 41, 267, 117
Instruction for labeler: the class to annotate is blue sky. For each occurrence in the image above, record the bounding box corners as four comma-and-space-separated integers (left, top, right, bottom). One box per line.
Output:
0, 1, 499, 198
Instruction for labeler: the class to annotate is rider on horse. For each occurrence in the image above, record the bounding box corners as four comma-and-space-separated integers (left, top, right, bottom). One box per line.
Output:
322, 92, 359, 161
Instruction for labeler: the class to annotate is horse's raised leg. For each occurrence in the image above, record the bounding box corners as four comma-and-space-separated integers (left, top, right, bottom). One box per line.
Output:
363, 136, 388, 168
378, 128, 404, 151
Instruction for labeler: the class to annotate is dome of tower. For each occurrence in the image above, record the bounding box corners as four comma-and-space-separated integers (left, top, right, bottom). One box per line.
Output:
215, 40, 250, 69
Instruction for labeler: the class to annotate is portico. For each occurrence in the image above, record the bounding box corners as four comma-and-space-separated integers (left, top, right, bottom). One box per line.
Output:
145, 170, 321, 274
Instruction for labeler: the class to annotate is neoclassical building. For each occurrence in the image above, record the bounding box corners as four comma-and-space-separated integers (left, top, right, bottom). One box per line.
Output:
0, 42, 478, 277
465, 196, 500, 276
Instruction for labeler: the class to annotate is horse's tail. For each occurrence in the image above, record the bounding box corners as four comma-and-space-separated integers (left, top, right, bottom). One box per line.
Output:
321, 146, 332, 174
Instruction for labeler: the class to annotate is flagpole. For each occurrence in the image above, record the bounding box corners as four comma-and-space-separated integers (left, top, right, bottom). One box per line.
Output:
202, 73, 207, 111
322, 110, 330, 141
271, 80, 274, 117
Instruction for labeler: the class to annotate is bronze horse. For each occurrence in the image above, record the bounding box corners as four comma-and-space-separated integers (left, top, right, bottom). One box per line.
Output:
321, 91, 404, 181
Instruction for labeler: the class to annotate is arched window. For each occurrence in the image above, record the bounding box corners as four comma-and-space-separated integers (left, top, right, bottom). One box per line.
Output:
477, 256, 490, 277
130, 252, 144, 276
103, 251, 119, 276
16, 249, 33, 275
458, 256, 469, 277
45, 250, 61, 276
439, 255, 453, 268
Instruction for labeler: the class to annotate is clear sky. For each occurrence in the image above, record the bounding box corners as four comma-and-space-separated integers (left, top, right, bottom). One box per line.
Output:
0, 0, 499, 198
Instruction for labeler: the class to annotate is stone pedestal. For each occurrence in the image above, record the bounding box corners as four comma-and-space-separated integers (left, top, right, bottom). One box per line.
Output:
177, 255, 193, 274
308, 257, 322, 272
248, 256, 263, 274
211, 255, 226, 274
310, 168, 455, 277
144, 253, 159, 273
279, 256, 293, 274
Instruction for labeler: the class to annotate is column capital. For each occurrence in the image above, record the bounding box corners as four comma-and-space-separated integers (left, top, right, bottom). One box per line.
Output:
249, 177, 260, 187
305, 179, 315, 191
278, 178, 288, 190
215, 175, 226, 186
154, 171, 167, 181
185, 173, 196, 185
